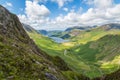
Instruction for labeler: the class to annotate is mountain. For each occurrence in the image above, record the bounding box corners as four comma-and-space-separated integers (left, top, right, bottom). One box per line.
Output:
22, 23, 37, 33
0, 5, 91, 80
75, 35, 120, 61
37, 30, 48, 35
60, 34, 71, 39
47, 30, 63, 37
65, 23, 120, 32
61, 23, 120, 39
65, 26, 93, 32
0, 5, 67, 80
59, 26, 95, 39
37, 30, 65, 38
97, 23, 120, 31
68, 34, 120, 78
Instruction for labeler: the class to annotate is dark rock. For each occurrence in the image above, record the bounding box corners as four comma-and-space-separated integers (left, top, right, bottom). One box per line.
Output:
45, 73, 58, 80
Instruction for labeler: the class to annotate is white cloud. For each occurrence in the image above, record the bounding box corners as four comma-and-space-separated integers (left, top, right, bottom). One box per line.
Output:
3, 2, 13, 8
84, 0, 113, 8
47, 0, 120, 29
18, 0, 50, 29
78, 7, 83, 13
2, 2, 13, 11
33, 0, 48, 3
63, 7, 68, 12
51, 0, 73, 8
94, 0, 113, 9
6, 2, 13, 7
25, 0, 50, 18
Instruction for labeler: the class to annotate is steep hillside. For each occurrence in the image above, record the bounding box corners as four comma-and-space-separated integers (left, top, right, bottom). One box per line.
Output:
22, 23, 37, 33
69, 34, 120, 78
0, 5, 89, 80
0, 5, 67, 80
75, 35, 120, 61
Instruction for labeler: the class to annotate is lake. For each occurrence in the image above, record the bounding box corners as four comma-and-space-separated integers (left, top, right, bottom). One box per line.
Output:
50, 37, 69, 43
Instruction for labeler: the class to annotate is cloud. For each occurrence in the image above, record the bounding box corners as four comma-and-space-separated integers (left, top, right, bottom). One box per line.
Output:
5, 2, 13, 7
18, 0, 120, 30
47, 0, 120, 29
3, 2, 13, 8
18, 0, 50, 29
2, 2, 13, 11
94, 0, 113, 8
25, 0, 50, 18
63, 7, 68, 12
51, 0, 73, 8
84, 0, 113, 8
33, 0, 48, 3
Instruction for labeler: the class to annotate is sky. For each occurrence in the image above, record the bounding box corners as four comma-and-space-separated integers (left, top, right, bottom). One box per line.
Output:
0, 0, 120, 31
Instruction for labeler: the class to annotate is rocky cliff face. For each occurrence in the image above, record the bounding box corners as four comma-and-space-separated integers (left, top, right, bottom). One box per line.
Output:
0, 5, 68, 80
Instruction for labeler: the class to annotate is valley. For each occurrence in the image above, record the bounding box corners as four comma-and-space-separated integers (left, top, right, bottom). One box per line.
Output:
25, 23, 120, 79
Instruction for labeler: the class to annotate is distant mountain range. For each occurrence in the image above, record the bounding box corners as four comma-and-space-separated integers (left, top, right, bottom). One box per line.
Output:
36, 23, 120, 39
65, 23, 120, 32
96, 23, 120, 31
65, 26, 93, 32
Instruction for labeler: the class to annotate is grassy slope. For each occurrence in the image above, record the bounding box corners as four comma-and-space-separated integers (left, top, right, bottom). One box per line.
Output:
0, 36, 52, 79
71, 28, 120, 44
